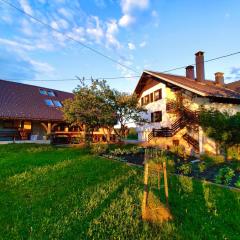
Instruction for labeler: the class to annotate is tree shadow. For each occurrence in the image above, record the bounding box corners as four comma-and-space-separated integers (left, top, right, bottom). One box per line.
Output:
168, 174, 240, 239
61, 174, 136, 238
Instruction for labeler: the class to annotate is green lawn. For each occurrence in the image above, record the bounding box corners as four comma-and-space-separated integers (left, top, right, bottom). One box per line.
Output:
0, 144, 239, 239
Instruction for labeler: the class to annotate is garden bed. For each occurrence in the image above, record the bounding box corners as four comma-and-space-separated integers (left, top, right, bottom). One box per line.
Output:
101, 145, 240, 189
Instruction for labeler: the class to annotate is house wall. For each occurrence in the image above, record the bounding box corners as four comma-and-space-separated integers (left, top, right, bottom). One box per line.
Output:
137, 83, 240, 155
183, 94, 240, 114
136, 82, 169, 141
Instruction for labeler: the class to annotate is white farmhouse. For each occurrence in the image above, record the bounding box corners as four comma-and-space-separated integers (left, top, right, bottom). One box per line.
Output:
134, 51, 240, 154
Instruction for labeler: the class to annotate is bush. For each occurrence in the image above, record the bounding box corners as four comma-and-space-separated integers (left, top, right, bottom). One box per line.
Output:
228, 146, 240, 160
170, 145, 186, 159
167, 159, 175, 173
215, 167, 235, 185
198, 162, 206, 173
235, 177, 240, 188
109, 146, 141, 156
178, 163, 192, 175
90, 143, 108, 155
200, 153, 224, 167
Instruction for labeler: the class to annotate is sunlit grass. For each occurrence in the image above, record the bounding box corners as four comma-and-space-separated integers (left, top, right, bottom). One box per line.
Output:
0, 144, 239, 239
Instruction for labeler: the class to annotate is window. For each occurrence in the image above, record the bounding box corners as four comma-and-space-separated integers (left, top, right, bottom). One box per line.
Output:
151, 111, 162, 123
47, 90, 55, 97
154, 89, 162, 101
144, 95, 149, 105
44, 99, 54, 106
150, 93, 154, 102
141, 97, 144, 106
39, 89, 47, 95
53, 100, 63, 107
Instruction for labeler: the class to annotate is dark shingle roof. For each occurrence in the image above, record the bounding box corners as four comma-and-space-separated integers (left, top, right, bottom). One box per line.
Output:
0, 80, 74, 121
134, 70, 240, 100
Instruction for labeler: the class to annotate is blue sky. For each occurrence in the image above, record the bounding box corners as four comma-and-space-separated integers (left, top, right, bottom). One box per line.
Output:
0, 0, 240, 92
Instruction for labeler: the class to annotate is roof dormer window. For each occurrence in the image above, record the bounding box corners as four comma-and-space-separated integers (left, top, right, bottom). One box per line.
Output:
39, 89, 47, 95
53, 100, 62, 107
44, 99, 54, 106
47, 90, 55, 97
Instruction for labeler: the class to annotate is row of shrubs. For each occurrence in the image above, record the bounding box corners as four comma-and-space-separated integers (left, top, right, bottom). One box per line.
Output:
177, 163, 240, 188
89, 143, 142, 156
89, 143, 240, 188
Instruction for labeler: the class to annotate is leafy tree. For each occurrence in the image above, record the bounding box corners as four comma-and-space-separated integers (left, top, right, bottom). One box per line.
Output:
62, 78, 117, 144
113, 92, 147, 140
62, 79, 147, 143
199, 109, 240, 160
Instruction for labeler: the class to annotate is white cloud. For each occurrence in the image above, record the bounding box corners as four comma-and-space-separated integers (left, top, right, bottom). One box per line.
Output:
67, 27, 86, 42
51, 21, 60, 30
120, 0, 149, 13
119, 14, 135, 27
21, 19, 33, 36
119, 0, 149, 27
58, 19, 69, 29
19, 0, 33, 15
58, 8, 71, 18
28, 59, 55, 74
151, 10, 158, 17
106, 19, 121, 49
139, 41, 146, 47
1, 14, 12, 24
151, 10, 160, 27
0, 38, 35, 51
86, 16, 104, 43
128, 42, 135, 50
116, 57, 136, 80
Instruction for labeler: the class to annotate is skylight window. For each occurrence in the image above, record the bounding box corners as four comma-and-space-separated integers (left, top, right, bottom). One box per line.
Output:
47, 90, 55, 97
39, 89, 47, 95
53, 100, 63, 107
44, 99, 54, 106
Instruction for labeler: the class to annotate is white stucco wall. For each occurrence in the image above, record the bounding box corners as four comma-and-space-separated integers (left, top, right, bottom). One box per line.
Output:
136, 82, 173, 141
136, 81, 240, 147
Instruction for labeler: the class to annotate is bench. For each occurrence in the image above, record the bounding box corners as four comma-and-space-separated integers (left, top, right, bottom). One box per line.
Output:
0, 129, 20, 141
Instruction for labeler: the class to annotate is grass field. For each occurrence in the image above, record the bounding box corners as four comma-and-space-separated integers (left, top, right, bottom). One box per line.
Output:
0, 144, 239, 239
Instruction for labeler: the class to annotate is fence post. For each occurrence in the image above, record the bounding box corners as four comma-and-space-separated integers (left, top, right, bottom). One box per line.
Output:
163, 161, 169, 205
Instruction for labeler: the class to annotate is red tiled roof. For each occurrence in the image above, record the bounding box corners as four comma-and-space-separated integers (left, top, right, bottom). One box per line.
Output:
226, 80, 240, 93
0, 80, 74, 121
134, 70, 240, 100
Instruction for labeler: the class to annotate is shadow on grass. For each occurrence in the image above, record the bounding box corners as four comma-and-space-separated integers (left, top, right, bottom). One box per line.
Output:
62, 174, 136, 238
168, 174, 240, 239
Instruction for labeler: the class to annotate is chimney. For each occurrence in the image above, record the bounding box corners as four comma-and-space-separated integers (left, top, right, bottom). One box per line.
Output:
185, 65, 195, 80
215, 72, 224, 86
195, 51, 205, 82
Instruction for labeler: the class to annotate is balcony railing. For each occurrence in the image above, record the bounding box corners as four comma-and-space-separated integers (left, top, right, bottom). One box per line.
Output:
148, 103, 200, 141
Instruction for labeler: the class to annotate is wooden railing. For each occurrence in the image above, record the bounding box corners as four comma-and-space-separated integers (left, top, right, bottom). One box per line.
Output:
146, 100, 201, 142
183, 133, 199, 152
148, 131, 154, 142
151, 117, 185, 138
182, 106, 199, 123
166, 101, 177, 113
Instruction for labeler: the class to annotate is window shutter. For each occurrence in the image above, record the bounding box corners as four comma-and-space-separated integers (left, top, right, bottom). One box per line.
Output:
159, 89, 162, 100
150, 93, 153, 102
151, 113, 154, 122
